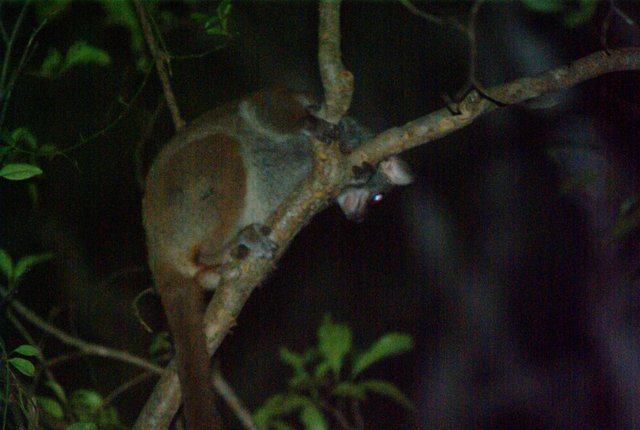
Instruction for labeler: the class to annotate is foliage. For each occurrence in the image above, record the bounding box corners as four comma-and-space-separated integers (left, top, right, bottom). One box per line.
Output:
0, 343, 124, 430
0, 248, 53, 294
253, 315, 414, 430
0, 128, 58, 181
1, 341, 40, 430
519, 0, 597, 27
37, 41, 111, 79
1, 1, 236, 428
191, 0, 234, 37
0, 249, 123, 429
35, 383, 124, 429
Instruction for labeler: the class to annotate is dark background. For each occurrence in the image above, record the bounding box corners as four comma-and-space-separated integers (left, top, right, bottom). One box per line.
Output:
1, 1, 639, 429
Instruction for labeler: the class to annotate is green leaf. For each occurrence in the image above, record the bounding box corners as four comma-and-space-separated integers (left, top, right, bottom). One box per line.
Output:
279, 347, 313, 381
95, 405, 121, 427
14, 252, 54, 279
563, 0, 597, 27
332, 381, 366, 400
37, 396, 64, 418
204, 16, 221, 29
217, 0, 233, 18
39, 49, 63, 78
100, 0, 144, 54
13, 345, 40, 357
45, 379, 68, 403
70, 389, 104, 421
352, 332, 413, 377
8, 357, 35, 376
253, 394, 310, 427
0, 163, 43, 180
199, 0, 232, 37
0, 248, 13, 279
64, 41, 111, 69
317, 315, 352, 377
206, 27, 229, 36
287, 373, 314, 391
190, 12, 208, 23
279, 347, 305, 368
299, 405, 328, 430
520, 0, 563, 13
360, 379, 415, 410
11, 128, 38, 150
67, 423, 98, 430
313, 361, 331, 380
70, 389, 103, 411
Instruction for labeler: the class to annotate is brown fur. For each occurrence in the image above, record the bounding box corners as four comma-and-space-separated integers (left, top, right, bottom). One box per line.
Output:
154, 264, 221, 430
142, 89, 330, 429
143, 120, 246, 430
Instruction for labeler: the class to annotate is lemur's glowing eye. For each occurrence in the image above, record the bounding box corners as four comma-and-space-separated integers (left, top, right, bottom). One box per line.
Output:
372, 193, 384, 203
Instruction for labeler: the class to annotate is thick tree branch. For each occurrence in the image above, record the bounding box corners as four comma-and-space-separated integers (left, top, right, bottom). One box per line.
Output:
134, 46, 640, 429
349, 47, 640, 167
317, 0, 354, 123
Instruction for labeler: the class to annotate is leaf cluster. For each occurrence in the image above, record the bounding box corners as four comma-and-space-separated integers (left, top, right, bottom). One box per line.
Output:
0, 249, 123, 430
1, 338, 124, 430
253, 315, 414, 430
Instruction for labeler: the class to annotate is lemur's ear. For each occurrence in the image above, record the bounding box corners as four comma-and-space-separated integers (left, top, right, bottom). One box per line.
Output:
336, 187, 371, 222
380, 156, 414, 185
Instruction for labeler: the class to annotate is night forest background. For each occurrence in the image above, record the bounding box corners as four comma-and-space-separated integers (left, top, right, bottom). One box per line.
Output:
1, 1, 640, 429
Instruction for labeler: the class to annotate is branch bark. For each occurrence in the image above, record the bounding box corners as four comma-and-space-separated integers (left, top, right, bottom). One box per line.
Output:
133, 45, 640, 429
317, 1, 353, 123
348, 48, 640, 168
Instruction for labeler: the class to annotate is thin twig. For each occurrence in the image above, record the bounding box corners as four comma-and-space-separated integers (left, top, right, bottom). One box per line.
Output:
133, 0, 185, 130
0, 0, 31, 90
351, 47, 640, 167
320, 399, 353, 430
62, 65, 153, 154
399, 0, 467, 35
10, 299, 163, 374
212, 366, 257, 430
45, 351, 86, 368
132, 287, 156, 333
601, 0, 639, 50
0, 17, 47, 130
0, 4, 8, 44
102, 371, 155, 409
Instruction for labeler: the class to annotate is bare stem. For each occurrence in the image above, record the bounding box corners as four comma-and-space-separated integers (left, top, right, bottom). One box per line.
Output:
133, 0, 185, 130
10, 299, 163, 374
